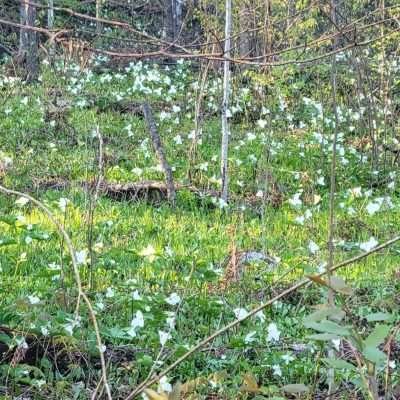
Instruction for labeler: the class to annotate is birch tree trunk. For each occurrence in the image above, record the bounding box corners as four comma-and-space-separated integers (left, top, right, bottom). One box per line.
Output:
19, 0, 38, 82
220, 0, 232, 203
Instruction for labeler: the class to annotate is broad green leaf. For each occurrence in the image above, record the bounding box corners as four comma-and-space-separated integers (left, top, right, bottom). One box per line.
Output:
303, 306, 345, 325
282, 384, 309, 394
305, 320, 350, 336
364, 324, 391, 348
307, 333, 340, 341
0, 333, 12, 346
362, 347, 387, 365
365, 312, 392, 322
321, 357, 356, 371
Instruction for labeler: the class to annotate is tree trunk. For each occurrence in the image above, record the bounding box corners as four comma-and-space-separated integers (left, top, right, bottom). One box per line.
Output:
96, 0, 103, 34
19, 0, 38, 82
48, 0, 55, 57
164, 0, 184, 42
220, 0, 232, 203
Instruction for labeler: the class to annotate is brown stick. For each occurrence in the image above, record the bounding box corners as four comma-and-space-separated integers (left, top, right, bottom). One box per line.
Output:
141, 102, 176, 206
125, 234, 400, 399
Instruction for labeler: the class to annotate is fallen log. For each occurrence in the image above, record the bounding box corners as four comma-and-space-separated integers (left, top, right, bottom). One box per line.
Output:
35, 178, 219, 205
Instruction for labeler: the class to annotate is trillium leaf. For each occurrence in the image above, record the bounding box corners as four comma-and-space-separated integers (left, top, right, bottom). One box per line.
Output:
282, 384, 309, 394
321, 357, 356, 371
364, 324, 391, 348
362, 347, 387, 365
365, 312, 392, 322
307, 333, 340, 341
303, 306, 345, 325
305, 320, 350, 336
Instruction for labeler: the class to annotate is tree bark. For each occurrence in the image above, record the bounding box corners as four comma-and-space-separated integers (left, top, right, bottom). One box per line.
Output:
96, 0, 103, 34
220, 0, 232, 203
19, 0, 38, 82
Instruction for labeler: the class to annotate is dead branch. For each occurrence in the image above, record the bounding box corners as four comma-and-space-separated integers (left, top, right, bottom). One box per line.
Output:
142, 102, 176, 206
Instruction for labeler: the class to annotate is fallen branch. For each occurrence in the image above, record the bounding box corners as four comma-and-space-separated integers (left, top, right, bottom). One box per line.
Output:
125, 235, 400, 399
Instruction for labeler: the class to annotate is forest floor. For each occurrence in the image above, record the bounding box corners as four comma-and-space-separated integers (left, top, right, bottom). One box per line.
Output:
0, 59, 399, 399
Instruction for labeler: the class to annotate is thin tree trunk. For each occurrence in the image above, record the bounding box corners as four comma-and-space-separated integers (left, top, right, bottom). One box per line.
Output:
220, 0, 232, 203
48, 0, 55, 57
19, 0, 38, 82
327, 0, 339, 395
142, 102, 176, 207
96, 0, 102, 34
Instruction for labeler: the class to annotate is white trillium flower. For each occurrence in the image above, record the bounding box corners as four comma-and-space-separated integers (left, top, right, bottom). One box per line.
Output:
267, 322, 281, 342
366, 201, 381, 215
272, 364, 282, 377
159, 376, 172, 393
131, 310, 144, 330
15, 197, 30, 206
159, 330, 171, 346
75, 250, 88, 265
245, 331, 257, 344
257, 119, 267, 129
234, 308, 248, 320
359, 237, 378, 252
281, 353, 295, 365
28, 295, 40, 305
58, 197, 69, 212
132, 290, 142, 300
165, 292, 181, 306
308, 240, 320, 255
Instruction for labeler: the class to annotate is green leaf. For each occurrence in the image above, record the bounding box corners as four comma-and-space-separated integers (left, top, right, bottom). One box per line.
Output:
303, 306, 345, 325
282, 384, 309, 394
362, 347, 387, 365
364, 324, 391, 348
307, 333, 340, 341
0, 215, 18, 226
365, 313, 392, 322
305, 320, 350, 336
0, 237, 17, 246
321, 357, 356, 371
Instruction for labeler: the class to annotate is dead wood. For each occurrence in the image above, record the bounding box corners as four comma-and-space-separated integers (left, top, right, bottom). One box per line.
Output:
142, 101, 176, 206
34, 178, 219, 205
